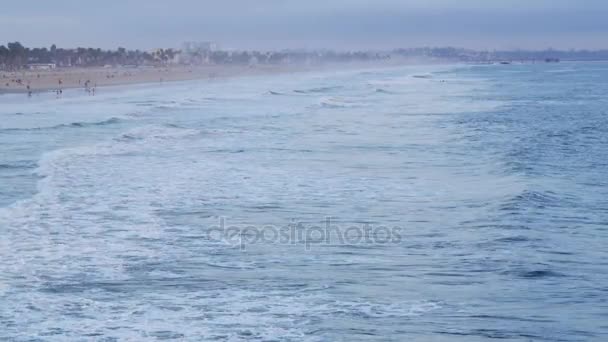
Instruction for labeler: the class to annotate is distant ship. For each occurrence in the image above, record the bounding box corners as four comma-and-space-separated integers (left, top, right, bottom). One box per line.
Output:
545, 58, 560, 63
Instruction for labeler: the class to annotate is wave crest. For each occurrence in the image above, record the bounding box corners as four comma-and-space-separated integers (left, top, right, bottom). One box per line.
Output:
1, 117, 123, 132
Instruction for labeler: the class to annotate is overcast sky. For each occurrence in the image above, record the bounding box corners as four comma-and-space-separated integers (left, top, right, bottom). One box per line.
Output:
2, 0, 608, 50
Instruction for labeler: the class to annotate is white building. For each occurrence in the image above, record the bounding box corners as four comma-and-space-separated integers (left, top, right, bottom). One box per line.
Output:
178, 42, 220, 64
27, 63, 56, 71
181, 41, 219, 54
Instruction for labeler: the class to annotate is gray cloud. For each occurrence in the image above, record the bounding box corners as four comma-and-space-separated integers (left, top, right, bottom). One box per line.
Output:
1, 0, 608, 50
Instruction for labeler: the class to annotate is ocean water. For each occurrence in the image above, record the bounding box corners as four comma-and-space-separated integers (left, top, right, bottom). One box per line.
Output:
1, 63, 607, 341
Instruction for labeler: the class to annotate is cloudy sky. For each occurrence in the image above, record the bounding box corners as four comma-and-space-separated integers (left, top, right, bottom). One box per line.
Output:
2, 0, 608, 50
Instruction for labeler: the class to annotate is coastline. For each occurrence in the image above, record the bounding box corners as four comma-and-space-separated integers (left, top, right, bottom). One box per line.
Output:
1, 64, 309, 94
0, 60, 437, 95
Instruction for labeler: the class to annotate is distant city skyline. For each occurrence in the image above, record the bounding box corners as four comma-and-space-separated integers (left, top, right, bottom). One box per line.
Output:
2, 0, 608, 50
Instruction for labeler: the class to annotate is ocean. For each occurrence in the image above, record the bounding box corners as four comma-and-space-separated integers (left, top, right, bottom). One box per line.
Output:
1, 63, 607, 341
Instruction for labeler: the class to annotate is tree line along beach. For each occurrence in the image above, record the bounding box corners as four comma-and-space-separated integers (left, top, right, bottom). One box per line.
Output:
2, 41, 599, 95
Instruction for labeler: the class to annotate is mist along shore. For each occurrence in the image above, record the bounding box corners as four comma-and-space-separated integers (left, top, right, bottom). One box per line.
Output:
0, 59, 424, 95
0, 63, 388, 94
0, 64, 321, 94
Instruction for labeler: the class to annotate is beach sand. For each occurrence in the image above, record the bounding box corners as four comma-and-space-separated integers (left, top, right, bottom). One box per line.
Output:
0, 64, 311, 94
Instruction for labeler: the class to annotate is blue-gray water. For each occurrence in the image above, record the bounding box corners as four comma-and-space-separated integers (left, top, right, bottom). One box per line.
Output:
1, 63, 607, 341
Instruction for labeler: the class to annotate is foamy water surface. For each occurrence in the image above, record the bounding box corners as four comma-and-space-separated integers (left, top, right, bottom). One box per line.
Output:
1, 63, 607, 341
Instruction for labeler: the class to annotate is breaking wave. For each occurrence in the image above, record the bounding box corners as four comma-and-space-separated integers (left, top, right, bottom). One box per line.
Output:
0, 117, 123, 132
294, 86, 342, 94
0, 160, 37, 170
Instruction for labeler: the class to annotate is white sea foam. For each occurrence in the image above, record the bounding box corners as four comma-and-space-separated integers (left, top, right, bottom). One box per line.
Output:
0, 64, 524, 340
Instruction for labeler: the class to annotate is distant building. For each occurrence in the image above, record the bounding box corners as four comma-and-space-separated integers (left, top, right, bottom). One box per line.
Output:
182, 41, 220, 54
178, 42, 220, 65
27, 63, 56, 70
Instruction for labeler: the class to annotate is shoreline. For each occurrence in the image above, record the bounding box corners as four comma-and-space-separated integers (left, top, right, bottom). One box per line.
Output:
0, 60, 445, 96
1, 64, 308, 95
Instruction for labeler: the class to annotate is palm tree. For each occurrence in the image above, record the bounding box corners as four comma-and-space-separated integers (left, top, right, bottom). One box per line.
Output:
7, 42, 26, 68
0, 45, 10, 68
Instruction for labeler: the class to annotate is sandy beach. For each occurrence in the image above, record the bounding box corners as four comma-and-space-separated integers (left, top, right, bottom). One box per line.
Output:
0, 64, 313, 94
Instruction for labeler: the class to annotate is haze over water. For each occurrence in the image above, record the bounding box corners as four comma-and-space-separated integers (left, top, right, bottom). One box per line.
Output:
1, 63, 607, 340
